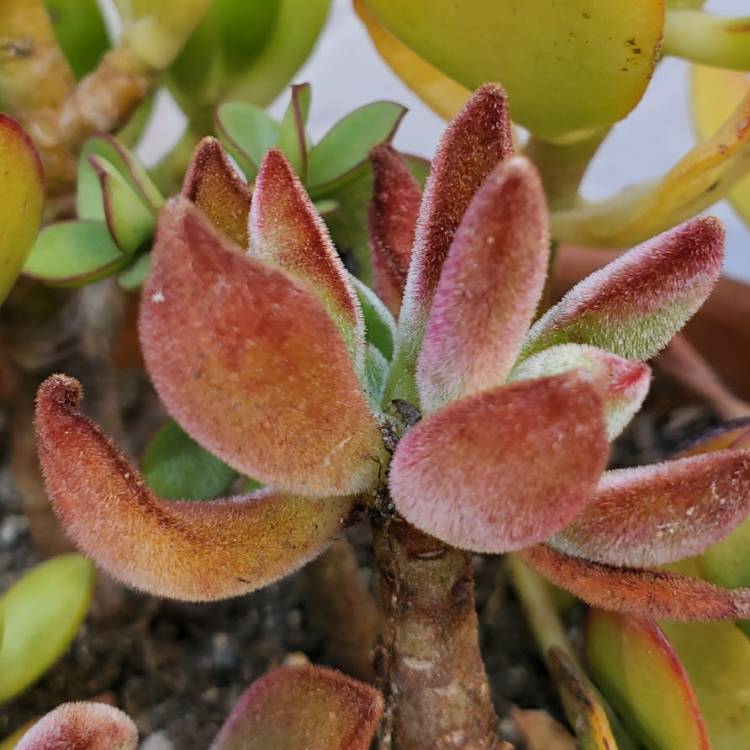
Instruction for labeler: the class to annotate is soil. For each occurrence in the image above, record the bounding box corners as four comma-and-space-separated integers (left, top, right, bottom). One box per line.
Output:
0, 373, 718, 749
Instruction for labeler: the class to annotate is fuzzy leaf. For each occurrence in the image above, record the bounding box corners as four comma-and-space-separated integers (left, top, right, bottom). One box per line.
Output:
522, 217, 725, 362
141, 420, 235, 500
551, 450, 750, 567
210, 666, 383, 750
368, 144, 421, 316
24, 221, 126, 287
141, 198, 384, 496
249, 149, 365, 369
389, 373, 608, 553
417, 156, 549, 412
181, 137, 251, 248
390, 84, 513, 403
215, 101, 279, 180
0, 555, 94, 702
586, 611, 710, 750
661, 620, 750, 750
308, 102, 406, 188
35, 375, 352, 601
350, 274, 396, 361
521, 545, 750, 621
277, 83, 311, 179
15, 703, 137, 750
510, 344, 651, 440
0, 115, 44, 305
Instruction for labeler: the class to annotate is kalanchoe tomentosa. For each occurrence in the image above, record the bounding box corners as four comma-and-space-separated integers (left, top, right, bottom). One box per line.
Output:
33, 84, 750, 620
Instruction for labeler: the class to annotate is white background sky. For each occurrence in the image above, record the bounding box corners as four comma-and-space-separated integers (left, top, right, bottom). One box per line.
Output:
132, 0, 750, 280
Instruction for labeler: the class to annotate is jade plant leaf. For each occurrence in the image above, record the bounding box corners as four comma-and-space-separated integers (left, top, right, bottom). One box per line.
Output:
215, 101, 280, 180
586, 610, 710, 750
23, 221, 126, 287
389, 372, 608, 553
210, 666, 383, 750
661, 620, 750, 750
141, 420, 236, 500
141, 198, 385, 496
117, 252, 152, 292
0, 115, 44, 305
0, 554, 94, 703
665, 10, 750, 70
14, 703, 137, 750
35, 375, 353, 601
361, 0, 663, 140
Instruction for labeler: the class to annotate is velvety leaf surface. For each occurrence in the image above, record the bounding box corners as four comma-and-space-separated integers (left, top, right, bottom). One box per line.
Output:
551, 450, 750, 566
215, 101, 279, 180
363, 0, 663, 139
15, 703, 137, 750
586, 611, 710, 750
35, 375, 352, 601
0, 115, 44, 305
368, 144, 421, 316
391, 84, 513, 403
510, 344, 651, 440
249, 149, 365, 368
661, 620, 750, 750
181, 136, 251, 248
141, 420, 235, 500
141, 199, 385, 496
522, 545, 750, 620
389, 373, 608, 553
417, 156, 548, 412
522, 217, 725, 362
0, 555, 94, 702
210, 666, 383, 750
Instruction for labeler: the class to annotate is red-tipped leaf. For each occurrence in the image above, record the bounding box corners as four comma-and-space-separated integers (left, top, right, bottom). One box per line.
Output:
140, 199, 385, 497
417, 156, 548, 412
389, 373, 608, 553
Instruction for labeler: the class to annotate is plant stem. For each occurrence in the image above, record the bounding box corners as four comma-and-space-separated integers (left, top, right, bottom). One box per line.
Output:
371, 513, 502, 750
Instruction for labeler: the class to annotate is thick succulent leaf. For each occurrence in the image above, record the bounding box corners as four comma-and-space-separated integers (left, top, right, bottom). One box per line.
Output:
511, 707, 576, 750
181, 137, 251, 248
0, 555, 94, 702
0, 115, 44, 305
665, 11, 750, 69
210, 666, 383, 750
215, 101, 280, 181
389, 373, 608, 553
88, 155, 154, 254
363, 0, 663, 140
390, 84, 513, 403
350, 274, 396, 361
117, 251, 151, 292
521, 545, 750, 620
277, 83, 311, 179
661, 620, 750, 750
141, 198, 384, 496
363, 344, 389, 410
510, 344, 650, 440
353, 0, 470, 121
368, 144, 421, 316
522, 217, 725, 362
551, 450, 750, 567
249, 149, 365, 368
141, 420, 235, 500
691, 65, 750, 226
15, 703, 137, 750
417, 156, 549, 412
586, 611, 710, 750
35, 375, 353, 601
308, 102, 406, 189
23, 221, 126, 287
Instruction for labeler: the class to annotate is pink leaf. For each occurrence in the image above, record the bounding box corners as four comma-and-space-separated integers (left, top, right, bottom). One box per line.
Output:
417, 156, 549, 412
210, 666, 384, 750
140, 198, 385, 496
35, 375, 353, 601
521, 544, 750, 620
389, 373, 608, 552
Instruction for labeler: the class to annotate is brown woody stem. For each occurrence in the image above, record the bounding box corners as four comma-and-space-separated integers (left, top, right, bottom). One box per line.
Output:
371, 513, 502, 750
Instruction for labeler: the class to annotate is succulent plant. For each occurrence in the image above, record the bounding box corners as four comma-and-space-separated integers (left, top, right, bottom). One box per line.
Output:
30, 84, 750, 749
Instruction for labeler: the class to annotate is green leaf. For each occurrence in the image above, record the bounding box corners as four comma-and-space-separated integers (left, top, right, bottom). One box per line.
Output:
307, 102, 406, 188
215, 101, 280, 180
277, 83, 311, 178
118, 252, 152, 292
364, 343, 389, 408
0, 554, 94, 702
24, 221, 127, 287
350, 274, 395, 360
142, 420, 236, 500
